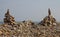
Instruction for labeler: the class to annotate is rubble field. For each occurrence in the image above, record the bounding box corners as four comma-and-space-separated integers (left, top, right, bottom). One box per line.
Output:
0, 9, 60, 37
0, 21, 60, 37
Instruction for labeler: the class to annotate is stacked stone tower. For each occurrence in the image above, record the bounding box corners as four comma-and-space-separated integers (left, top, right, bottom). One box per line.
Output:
40, 8, 57, 26
4, 9, 16, 25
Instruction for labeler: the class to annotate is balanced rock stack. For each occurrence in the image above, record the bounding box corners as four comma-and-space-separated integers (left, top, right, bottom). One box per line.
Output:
4, 9, 16, 25
40, 8, 57, 26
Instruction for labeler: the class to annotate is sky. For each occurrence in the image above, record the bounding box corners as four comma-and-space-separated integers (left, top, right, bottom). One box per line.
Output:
0, 0, 60, 22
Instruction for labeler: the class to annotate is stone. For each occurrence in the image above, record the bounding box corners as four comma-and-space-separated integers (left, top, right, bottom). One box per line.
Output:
0, 31, 2, 35
39, 8, 57, 26
4, 9, 16, 25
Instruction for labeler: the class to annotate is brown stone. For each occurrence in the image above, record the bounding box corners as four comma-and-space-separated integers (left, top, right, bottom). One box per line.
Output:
0, 31, 2, 35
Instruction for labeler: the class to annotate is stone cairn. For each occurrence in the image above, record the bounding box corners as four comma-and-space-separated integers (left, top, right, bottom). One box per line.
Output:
4, 9, 16, 25
40, 8, 57, 26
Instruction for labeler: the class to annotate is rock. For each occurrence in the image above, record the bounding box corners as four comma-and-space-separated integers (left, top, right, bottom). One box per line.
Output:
4, 9, 16, 25
0, 31, 2, 35
39, 8, 57, 26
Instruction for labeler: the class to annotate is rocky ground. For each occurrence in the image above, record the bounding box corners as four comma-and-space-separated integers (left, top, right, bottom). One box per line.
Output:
0, 9, 60, 37
0, 21, 60, 37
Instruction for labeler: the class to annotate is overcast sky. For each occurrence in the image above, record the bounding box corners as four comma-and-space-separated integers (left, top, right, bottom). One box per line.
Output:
0, 0, 60, 22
